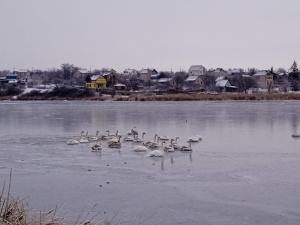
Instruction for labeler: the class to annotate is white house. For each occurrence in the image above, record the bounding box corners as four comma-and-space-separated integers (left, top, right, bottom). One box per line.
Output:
184, 75, 204, 88
74, 69, 90, 78
215, 78, 236, 92
140, 68, 158, 82
158, 78, 176, 89
188, 65, 206, 76
13, 69, 30, 82
123, 69, 139, 79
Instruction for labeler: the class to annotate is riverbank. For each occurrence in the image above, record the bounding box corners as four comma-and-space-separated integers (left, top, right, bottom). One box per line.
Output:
2, 92, 300, 101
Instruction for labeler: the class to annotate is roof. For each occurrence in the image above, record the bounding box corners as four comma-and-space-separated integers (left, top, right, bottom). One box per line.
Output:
140, 69, 150, 74
14, 69, 29, 73
114, 83, 125, 87
185, 76, 200, 81
151, 74, 160, 79
103, 72, 112, 76
124, 69, 137, 73
278, 72, 287, 76
91, 75, 101, 81
78, 69, 90, 74
189, 65, 205, 71
158, 78, 173, 83
215, 76, 226, 82
6, 75, 18, 80
213, 68, 226, 72
216, 80, 231, 87
253, 71, 271, 76
227, 69, 241, 75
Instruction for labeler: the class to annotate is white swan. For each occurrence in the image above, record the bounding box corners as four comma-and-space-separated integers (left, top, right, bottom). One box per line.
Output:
89, 131, 100, 141
164, 139, 175, 152
170, 138, 181, 149
67, 137, 80, 145
109, 130, 119, 137
149, 137, 161, 149
108, 136, 121, 148
144, 134, 158, 146
133, 143, 148, 152
78, 131, 89, 143
100, 130, 111, 140
149, 141, 165, 157
181, 141, 193, 151
107, 135, 122, 144
134, 132, 146, 142
159, 135, 169, 141
195, 134, 203, 140
123, 136, 134, 141
188, 136, 199, 142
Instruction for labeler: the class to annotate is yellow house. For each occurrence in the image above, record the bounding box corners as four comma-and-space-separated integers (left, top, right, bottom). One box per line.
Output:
86, 75, 106, 89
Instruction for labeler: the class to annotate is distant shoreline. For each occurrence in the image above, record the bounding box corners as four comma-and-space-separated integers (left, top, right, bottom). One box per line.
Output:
1, 93, 300, 101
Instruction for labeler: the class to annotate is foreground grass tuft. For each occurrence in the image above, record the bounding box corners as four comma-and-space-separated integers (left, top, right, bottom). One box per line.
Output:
0, 171, 113, 225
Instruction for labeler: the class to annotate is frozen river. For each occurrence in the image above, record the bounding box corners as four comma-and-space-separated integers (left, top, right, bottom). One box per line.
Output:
0, 100, 300, 224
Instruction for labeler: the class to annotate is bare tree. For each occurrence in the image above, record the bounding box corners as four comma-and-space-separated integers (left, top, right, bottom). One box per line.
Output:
231, 75, 257, 93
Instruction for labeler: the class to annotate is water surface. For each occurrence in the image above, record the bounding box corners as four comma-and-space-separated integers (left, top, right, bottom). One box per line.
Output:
0, 100, 300, 224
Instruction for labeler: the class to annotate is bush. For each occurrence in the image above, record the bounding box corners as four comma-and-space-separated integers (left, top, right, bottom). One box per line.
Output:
4, 86, 23, 96
46, 86, 93, 98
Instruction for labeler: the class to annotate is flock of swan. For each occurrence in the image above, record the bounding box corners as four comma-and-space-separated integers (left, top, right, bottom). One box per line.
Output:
67, 128, 202, 157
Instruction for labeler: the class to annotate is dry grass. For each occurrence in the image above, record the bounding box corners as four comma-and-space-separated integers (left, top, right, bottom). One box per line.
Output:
3, 92, 300, 102
116, 93, 300, 101
15, 96, 107, 101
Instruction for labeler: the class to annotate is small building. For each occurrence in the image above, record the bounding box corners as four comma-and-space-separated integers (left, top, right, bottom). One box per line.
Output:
140, 68, 158, 82
188, 65, 206, 76
114, 83, 126, 90
210, 68, 227, 77
227, 69, 242, 76
184, 75, 204, 88
13, 69, 30, 82
158, 78, 176, 90
253, 70, 274, 89
123, 69, 139, 79
86, 75, 107, 90
74, 69, 90, 79
215, 79, 236, 92
5, 74, 19, 84
150, 73, 161, 83
103, 70, 117, 87
0, 75, 6, 83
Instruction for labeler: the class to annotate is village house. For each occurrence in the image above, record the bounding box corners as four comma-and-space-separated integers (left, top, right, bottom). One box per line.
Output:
140, 68, 158, 82
123, 69, 139, 80
184, 75, 204, 89
253, 70, 274, 89
157, 78, 176, 90
227, 68, 243, 76
0, 74, 6, 83
86, 75, 107, 91
74, 69, 90, 79
5, 74, 19, 84
150, 72, 161, 83
114, 83, 126, 90
209, 68, 227, 77
188, 65, 206, 76
215, 77, 236, 92
13, 69, 30, 82
103, 69, 117, 87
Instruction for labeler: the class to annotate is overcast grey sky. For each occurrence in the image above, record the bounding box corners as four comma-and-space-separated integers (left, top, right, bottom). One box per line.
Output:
1, 0, 299, 72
